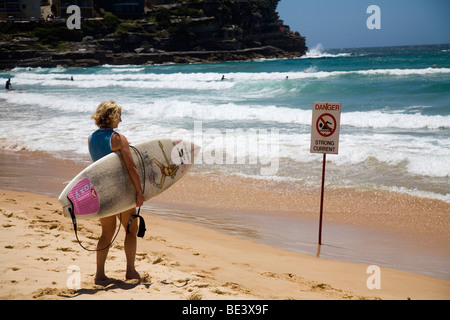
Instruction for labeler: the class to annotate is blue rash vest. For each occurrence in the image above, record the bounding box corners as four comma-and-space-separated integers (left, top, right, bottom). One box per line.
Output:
88, 128, 116, 162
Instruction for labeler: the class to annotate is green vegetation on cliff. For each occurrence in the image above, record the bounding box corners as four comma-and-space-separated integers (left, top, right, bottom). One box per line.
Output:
0, 0, 307, 67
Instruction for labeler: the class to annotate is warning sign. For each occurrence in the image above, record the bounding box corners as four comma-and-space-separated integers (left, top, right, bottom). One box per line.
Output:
311, 102, 341, 154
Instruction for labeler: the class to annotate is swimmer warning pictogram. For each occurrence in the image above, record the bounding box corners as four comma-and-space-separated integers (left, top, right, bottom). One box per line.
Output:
316, 113, 337, 137
310, 102, 341, 154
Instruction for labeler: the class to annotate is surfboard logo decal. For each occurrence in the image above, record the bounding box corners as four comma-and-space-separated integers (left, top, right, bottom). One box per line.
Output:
171, 140, 193, 165
67, 177, 100, 215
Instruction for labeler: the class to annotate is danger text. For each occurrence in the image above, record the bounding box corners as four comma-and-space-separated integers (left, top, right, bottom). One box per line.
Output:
314, 104, 340, 111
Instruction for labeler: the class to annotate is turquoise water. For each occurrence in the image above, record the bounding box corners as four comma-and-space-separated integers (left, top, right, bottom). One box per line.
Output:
1, 44, 449, 201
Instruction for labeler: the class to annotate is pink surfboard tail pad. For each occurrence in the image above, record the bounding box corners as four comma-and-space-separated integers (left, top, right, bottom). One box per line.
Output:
67, 177, 100, 216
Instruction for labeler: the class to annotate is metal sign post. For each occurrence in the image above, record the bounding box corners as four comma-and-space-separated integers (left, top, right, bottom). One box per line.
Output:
310, 102, 341, 245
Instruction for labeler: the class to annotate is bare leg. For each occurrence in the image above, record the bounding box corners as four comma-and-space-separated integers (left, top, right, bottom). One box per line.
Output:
95, 215, 117, 283
119, 208, 141, 280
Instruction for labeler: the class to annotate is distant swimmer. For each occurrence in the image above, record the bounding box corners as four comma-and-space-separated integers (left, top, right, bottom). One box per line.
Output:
71, 76, 74, 81
221, 75, 233, 81
5, 78, 12, 90
285, 76, 289, 80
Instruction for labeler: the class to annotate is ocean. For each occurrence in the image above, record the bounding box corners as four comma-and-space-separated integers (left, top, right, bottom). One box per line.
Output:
1, 44, 449, 202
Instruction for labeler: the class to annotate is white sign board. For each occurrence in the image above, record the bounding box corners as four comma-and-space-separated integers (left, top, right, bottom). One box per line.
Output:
310, 102, 341, 154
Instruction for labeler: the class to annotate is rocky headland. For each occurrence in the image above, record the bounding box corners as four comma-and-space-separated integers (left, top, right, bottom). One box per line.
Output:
0, 0, 307, 68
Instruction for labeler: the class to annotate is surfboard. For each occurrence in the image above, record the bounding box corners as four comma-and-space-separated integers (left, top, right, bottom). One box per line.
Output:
58, 138, 200, 220
5, 89, 26, 91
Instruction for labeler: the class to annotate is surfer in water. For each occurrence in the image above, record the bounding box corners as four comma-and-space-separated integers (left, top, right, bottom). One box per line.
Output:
5, 78, 12, 90
89, 100, 144, 283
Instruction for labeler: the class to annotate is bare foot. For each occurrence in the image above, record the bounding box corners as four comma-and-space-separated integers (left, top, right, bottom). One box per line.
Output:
94, 275, 114, 286
94, 278, 116, 287
126, 269, 141, 281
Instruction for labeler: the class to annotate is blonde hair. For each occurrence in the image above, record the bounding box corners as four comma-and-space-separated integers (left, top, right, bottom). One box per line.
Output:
91, 100, 122, 128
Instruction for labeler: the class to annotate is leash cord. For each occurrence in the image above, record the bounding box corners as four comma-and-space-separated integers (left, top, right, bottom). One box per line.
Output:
127, 145, 146, 237
68, 203, 122, 252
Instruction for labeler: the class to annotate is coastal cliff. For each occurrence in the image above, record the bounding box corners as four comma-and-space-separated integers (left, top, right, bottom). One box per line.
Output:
0, 0, 307, 68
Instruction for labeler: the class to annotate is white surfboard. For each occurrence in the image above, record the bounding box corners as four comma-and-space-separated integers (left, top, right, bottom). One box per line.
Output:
58, 138, 200, 220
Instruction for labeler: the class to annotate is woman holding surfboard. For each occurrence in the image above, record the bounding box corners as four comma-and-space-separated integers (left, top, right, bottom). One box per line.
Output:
89, 100, 144, 283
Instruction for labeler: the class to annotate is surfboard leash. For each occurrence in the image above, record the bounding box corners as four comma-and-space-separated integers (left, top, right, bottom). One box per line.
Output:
67, 197, 122, 252
128, 145, 147, 238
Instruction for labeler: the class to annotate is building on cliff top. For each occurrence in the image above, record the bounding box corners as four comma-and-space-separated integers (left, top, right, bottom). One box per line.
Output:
0, 0, 41, 19
52, 0, 95, 18
43, 1, 145, 19
95, 0, 145, 18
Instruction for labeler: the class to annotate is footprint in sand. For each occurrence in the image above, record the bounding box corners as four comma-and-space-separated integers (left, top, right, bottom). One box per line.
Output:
187, 292, 202, 300
152, 257, 164, 265
2, 212, 13, 218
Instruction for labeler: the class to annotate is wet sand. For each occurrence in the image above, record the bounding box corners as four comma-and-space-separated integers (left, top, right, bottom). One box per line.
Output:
0, 149, 449, 299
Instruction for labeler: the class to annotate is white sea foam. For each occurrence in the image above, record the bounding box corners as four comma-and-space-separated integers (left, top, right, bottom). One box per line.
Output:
9, 66, 450, 91
300, 44, 353, 59
139, 99, 449, 130
342, 110, 450, 130
1, 88, 448, 131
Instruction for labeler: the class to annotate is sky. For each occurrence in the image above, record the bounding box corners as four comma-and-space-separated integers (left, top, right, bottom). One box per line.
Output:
277, 0, 450, 49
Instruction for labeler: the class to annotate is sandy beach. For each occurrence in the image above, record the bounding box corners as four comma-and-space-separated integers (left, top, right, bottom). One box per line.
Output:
0, 150, 449, 300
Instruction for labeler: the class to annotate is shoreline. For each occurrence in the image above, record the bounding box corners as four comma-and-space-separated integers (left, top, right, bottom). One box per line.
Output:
1, 149, 449, 280
2, 148, 449, 245
0, 149, 449, 299
0, 46, 302, 69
